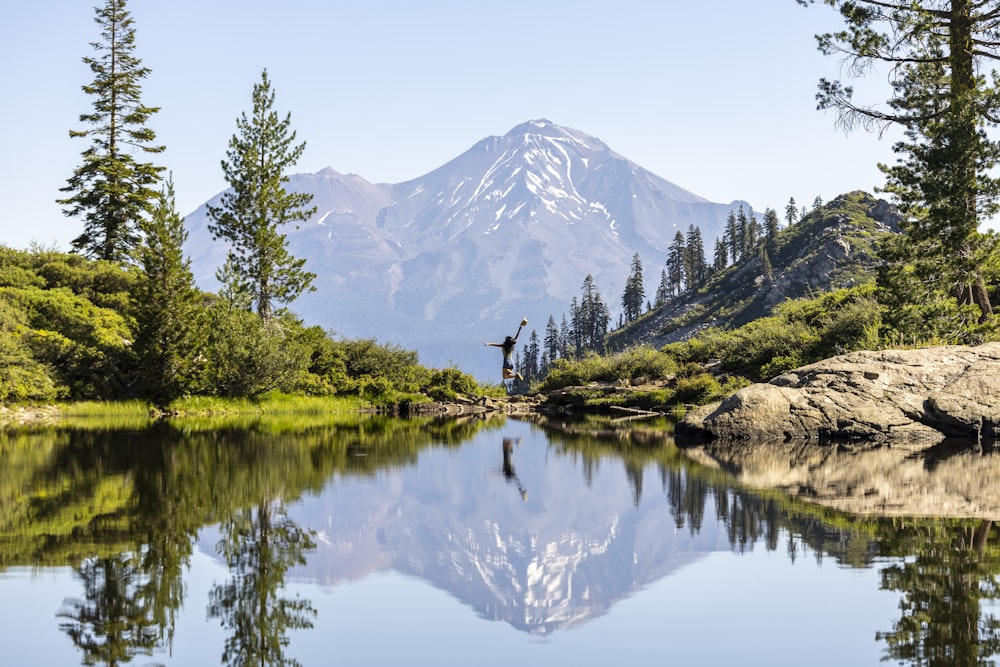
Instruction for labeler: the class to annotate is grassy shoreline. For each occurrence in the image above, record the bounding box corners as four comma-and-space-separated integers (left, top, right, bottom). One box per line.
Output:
0, 393, 370, 428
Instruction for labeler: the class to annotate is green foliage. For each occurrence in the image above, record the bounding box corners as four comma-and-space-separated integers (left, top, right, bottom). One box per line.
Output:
804, 0, 1000, 325
335, 338, 429, 393
132, 177, 208, 405
539, 346, 677, 391
206, 69, 316, 322
662, 285, 883, 381
673, 373, 721, 405
202, 307, 309, 397
425, 367, 479, 401
58, 0, 164, 263
0, 298, 63, 402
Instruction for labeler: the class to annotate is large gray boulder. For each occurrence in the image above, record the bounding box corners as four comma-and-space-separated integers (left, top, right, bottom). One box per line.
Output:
679, 342, 1000, 443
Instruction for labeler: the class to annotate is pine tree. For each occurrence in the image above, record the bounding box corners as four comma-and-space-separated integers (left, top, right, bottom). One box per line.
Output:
713, 238, 728, 272
543, 315, 560, 366
523, 330, 540, 380
578, 275, 610, 353
784, 197, 799, 226
621, 253, 645, 323
654, 269, 671, 307
559, 314, 571, 359
724, 210, 738, 264
763, 207, 780, 240
685, 225, 707, 287
666, 231, 686, 296
802, 0, 1000, 325
58, 0, 164, 263
736, 207, 749, 261
132, 175, 207, 405
207, 69, 317, 324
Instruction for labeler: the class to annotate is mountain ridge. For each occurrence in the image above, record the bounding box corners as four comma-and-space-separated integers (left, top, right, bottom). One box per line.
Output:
184, 119, 751, 379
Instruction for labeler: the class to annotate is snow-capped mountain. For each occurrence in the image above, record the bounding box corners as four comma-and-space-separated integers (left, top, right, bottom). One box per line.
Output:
184, 119, 749, 379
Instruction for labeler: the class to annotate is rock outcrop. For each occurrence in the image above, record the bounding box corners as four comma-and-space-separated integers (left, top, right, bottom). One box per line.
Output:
678, 343, 1000, 444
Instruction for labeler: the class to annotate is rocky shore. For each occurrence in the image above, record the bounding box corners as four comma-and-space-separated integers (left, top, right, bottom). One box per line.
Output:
678, 342, 1000, 444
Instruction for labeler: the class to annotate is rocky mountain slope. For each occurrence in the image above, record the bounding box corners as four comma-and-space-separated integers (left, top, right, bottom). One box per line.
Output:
183, 119, 748, 379
608, 191, 902, 351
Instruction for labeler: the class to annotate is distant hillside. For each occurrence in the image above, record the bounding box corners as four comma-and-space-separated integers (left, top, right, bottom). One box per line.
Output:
608, 191, 902, 350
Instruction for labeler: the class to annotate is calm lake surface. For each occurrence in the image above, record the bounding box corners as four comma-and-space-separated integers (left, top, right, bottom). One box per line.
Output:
1, 414, 998, 666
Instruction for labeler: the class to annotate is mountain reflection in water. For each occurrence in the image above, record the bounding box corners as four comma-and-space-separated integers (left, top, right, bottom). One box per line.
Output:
2, 415, 1000, 666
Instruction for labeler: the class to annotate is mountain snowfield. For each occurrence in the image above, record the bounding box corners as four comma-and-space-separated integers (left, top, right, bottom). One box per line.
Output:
184, 119, 749, 380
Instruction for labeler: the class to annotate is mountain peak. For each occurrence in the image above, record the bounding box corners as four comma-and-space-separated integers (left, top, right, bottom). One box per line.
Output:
504, 118, 558, 136
502, 119, 605, 150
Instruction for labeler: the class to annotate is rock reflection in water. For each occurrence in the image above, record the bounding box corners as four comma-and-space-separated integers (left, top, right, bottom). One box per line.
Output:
682, 438, 1000, 519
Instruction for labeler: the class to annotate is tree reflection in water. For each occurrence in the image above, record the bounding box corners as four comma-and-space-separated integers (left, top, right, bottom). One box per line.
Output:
664, 425, 1000, 667
208, 500, 316, 667
58, 553, 164, 667
876, 520, 1000, 666
8, 415, 1000, 664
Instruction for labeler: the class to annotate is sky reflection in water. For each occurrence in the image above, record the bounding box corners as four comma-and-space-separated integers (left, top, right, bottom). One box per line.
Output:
1, 416, 997, 666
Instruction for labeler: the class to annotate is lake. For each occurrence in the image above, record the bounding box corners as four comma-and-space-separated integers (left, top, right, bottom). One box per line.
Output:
1, 413, 998, 666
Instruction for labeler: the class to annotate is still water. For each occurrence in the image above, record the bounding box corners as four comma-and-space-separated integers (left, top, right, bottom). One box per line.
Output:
1, 414, 998, 666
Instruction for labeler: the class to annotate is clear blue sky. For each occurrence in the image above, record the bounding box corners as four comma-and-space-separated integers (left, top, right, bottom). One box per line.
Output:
1, 0, 898, 250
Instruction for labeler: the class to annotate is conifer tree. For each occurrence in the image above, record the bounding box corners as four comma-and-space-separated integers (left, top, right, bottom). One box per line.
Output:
523, 330, 541, 380
621, 253, 645, 323
132, 175, 207, 405
713, 238, 728, 272
559, 314, 571, 360
763, 207, 781, 240
736, 207, 750, 261
724, 211, 738, 264
543, 315, 560, 366
578, 275, 610, 353
59, 0, 164, 263
666, 231, 686, 296
800, 0, 1000, 325
654, 269, 671, 307
207, 69, 317, 324
685, 225, 707, 287
785, 197, 799, 226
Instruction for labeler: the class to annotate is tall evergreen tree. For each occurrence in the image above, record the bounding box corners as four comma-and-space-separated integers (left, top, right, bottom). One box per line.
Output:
685, 225, 707, 287
543, 315, 560, 366
559, 314, 571, 360
578, 275, 610, 353
132, 175, 207, 405
654, 269, 671, 307
666, 231, 686, 296
621, 253, 645, 323
763, 207, 781, 240
724, 210, 738, 264
736, 207, 750, 261
800, 0, 1000, 325
785, 197, 799, 226
207, 69, 317, 324
713, 238, 728, 272
523, 330, 541, 380
58, 0, 164, 263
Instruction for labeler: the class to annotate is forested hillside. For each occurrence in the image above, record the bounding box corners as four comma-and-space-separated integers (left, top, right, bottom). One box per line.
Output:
608, 191, 901, 350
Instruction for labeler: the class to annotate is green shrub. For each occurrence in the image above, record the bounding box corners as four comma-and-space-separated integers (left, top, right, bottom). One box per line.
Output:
425, 367, 479, 401
673, 373, 722, 405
